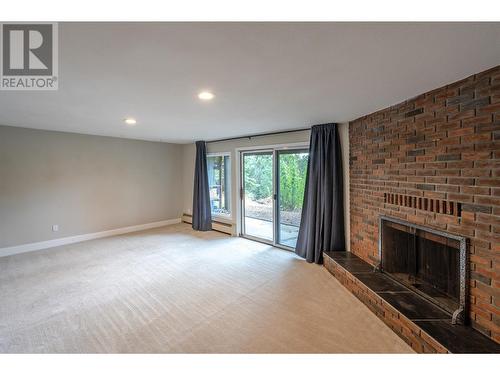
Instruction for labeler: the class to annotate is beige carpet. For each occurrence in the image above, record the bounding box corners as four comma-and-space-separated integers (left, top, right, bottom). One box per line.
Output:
0, 223, 412, 353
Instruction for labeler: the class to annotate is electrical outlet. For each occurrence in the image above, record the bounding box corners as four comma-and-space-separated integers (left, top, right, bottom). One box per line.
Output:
52, 224, 59, 232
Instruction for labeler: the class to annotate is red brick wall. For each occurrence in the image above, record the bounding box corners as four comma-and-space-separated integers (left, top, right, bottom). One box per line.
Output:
349, 65, 500, 343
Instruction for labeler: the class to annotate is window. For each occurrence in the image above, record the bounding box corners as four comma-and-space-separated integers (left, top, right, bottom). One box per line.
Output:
207, 154, 231, 216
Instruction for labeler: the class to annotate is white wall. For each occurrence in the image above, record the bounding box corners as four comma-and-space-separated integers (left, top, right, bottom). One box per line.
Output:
182, 142, 196, 216
338, 123, 350, 251
0, 125, 184, 248
181, 124, 350, 250
0, 123, 350, 251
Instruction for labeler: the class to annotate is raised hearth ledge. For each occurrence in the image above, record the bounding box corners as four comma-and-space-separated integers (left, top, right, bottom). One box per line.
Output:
323, 251, 500, 354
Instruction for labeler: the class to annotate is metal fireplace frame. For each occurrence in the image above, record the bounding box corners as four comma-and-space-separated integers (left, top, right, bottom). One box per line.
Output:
378, 215, 468, 325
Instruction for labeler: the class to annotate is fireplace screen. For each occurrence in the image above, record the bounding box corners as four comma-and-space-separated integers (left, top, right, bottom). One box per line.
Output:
379, 216, 467, 324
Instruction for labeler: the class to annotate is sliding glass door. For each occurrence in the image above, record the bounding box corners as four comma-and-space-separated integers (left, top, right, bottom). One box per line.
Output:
241, 147, 308, 249
276, 149, 308, 248
241, 151, 274, 243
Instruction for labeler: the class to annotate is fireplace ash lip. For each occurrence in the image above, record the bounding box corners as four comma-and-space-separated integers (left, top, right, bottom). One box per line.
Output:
378, 215, 468, 325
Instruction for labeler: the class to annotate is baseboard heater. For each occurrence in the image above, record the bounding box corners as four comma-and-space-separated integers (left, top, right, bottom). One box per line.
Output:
182, 213, 233, 235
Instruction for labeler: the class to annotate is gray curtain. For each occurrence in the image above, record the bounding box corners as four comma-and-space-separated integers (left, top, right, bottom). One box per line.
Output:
192, 141, 212, 231
295, 123, 345, 264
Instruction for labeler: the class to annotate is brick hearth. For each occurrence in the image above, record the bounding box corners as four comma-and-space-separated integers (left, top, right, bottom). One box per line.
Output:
323, 251, 500, 353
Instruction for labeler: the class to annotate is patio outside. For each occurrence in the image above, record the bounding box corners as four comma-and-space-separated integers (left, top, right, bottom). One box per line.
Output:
244, 197, 301, 248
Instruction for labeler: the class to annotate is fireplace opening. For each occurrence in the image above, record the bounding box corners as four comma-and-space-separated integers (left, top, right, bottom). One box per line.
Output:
379, 216, 467, 324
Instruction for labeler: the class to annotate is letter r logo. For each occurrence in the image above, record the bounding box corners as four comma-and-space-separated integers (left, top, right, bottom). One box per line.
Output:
2, 24, 53, 76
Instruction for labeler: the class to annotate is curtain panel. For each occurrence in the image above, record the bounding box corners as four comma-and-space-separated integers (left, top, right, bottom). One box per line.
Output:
192, 141, 212, 231
295, 123, 345, 263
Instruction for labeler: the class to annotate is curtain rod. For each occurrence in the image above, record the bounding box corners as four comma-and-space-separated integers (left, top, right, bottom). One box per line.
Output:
205, 127, 311, 144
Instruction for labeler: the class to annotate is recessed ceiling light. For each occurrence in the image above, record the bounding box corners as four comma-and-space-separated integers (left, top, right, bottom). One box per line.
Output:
198, 91, 215, 101
124, 118, 137, 126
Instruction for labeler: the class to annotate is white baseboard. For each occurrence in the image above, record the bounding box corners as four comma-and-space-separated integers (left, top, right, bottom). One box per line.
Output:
0, 218, 182, 258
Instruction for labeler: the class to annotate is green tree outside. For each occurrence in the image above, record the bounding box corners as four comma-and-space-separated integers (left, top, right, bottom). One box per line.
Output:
278, 152, 308, 211
244, 152, 308, 211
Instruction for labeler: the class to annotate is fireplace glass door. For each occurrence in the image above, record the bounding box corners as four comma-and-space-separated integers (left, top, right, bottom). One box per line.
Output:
380, 218, 465, 316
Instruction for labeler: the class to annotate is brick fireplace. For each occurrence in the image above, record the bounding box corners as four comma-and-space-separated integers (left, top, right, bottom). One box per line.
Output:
349, 65, 500, 344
